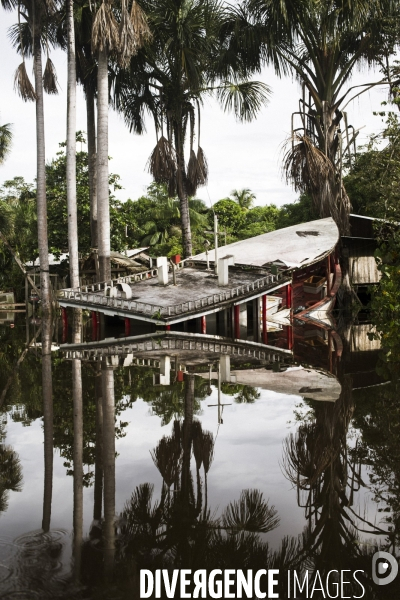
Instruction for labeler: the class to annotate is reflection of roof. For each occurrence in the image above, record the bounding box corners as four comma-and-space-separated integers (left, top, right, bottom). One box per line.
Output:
193, 217, 339, 269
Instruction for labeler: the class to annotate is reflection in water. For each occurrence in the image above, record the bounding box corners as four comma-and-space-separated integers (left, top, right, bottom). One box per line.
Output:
0, 315, 400, 598
102, 358, 116, 579
72, 309, 83, 581
0, 444, 22, 513
41, 315, 54, 534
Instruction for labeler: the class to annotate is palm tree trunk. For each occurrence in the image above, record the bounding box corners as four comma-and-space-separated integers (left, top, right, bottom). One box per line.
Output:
86, 84, 98, 251
97, 48, 111, 282
102, 359, 116, 577
175, 123, 192, 258
93, 362, 103, 521
41, 315, 53, 532
67, 0, 80, 290
33, 16, 51, 313
72, 309, 83, 582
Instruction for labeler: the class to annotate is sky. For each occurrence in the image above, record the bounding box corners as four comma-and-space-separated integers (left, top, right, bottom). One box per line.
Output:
0, 9, 391, 208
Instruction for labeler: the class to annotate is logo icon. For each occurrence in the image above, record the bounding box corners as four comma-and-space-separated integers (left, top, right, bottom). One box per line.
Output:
372, 551, 398, 586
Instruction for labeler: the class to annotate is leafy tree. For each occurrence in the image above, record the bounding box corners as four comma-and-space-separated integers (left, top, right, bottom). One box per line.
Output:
210, 199, 246, 236
344, 111, 400, 221
238, 204, 280, 239
276, 193, 319, 230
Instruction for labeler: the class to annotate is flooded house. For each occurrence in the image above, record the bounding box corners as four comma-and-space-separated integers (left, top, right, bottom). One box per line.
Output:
58, 217, 340, 351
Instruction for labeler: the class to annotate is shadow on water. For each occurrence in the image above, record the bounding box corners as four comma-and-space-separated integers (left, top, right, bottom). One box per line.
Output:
0, 314, 399, 598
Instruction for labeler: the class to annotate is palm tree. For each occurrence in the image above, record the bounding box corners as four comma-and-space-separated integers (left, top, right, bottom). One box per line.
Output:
231, 187, 255, 210
0, 123, 13, 165
91, 0, 151, 281
245, 0, 399, 235
3, 0, 58, 312
67, 0, 80, 289
114, 0, 270, 257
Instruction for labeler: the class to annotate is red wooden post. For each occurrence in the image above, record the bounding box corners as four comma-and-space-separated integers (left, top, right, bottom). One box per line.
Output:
124, 318, 130, 336
326, 256, 331, 296
91, 311, 97, 341
201, 315, 207, 334
262, 295, 267, 344
166, 324, 171, 331
234, 304, 240, 339
61, 307, 68, 343
177, 370, 184, 382
287, 326, 294, 350
286, 283, 292, 309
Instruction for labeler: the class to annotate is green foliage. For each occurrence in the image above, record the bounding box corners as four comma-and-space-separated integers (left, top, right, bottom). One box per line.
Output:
210, 199, 246, 236
46, 134, 129, 257
276, 193, 319, 230
238, 204, 280, 239
344, 112, 400, 221
126, 182, 208, 257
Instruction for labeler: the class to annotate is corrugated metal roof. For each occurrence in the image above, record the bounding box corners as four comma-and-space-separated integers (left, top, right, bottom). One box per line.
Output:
193, 217, 339, 268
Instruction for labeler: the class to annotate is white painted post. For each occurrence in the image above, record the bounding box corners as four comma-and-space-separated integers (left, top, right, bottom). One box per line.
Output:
218, 255, 235, 286
220, 354, 231, 382
214, 214, 219, 275
157, 256, 169, 285
160, 355, 171, 385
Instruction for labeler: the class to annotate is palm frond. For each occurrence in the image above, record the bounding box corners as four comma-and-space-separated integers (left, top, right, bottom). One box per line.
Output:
186, 147, 208, 196
0, 445, 23, 492
283, 134, 351, 234
130, 0, 152, 48
119, 0, 138, 68
148, 136, 177, 193
217, 80, 271, 122
43, 57, 59, 95
150, 434, 181, 488
14, 62, 37, 102
222, 489, 280, 534
0, 124, 13, 165
92, 1, 120, 53
201, 430, 214, 474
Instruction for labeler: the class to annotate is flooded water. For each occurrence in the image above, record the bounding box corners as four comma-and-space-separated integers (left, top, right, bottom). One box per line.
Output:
0, 312, 399, 599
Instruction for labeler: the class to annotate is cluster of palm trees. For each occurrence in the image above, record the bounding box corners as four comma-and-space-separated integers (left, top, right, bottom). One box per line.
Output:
1, 0, 399, 309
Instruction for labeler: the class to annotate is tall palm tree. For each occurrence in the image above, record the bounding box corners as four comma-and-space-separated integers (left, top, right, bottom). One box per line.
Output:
91, 0, 151, 281
114, 0, 270, 257
231, 187, 255, 210
67, 0, 80, 289
245, 0, 400, 235
3, 0, 58, 312
0, 123, 13, 165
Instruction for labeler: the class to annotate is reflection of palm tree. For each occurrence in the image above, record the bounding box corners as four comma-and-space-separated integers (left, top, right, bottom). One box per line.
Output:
72, 309, 83, 581
282, 370, 380, 592
0, 444, 23, 513
120, 400, 280, 579
41, 315, 53, 533
102, 359, 116, 577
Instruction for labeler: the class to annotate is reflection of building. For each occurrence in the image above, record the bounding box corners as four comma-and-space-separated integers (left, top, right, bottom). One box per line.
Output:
61, 330, 342, 404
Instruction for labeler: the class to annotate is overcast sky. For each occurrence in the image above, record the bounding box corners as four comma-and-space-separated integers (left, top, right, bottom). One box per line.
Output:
0, 9, 390, 208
